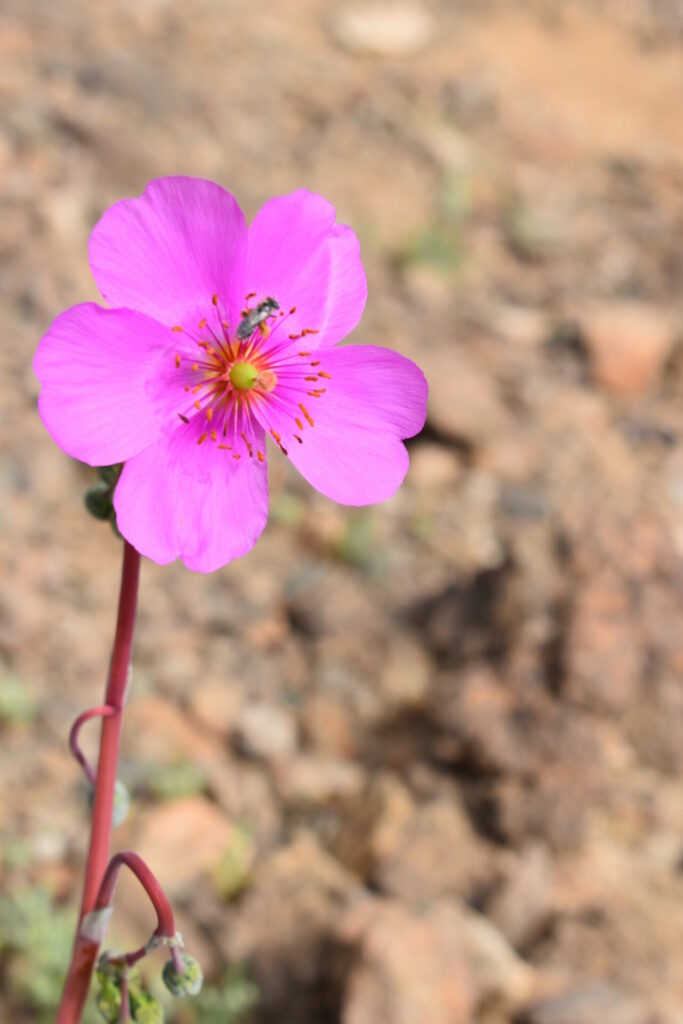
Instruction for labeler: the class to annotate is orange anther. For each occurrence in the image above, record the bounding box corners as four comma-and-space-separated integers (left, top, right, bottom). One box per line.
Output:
310, 360, 320, 366
298, 402, 314, 427
210, 429, 217, 441
317, 371, 331, 379
175, 354, 181, 368
305, 375, 318, 381
198, 433, 208, 445
206, 407, 214, 421
295, 417, 303, 430
257, 450, 265, 462
212, 294, 219, 305
171, 325, 183, 333
198, 318, 207, 328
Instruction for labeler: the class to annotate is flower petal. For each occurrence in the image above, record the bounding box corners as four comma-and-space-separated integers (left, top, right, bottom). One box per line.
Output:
257, 345, 427, 505
245, 190, 367, 349
33, 303, 189, 466
89, 177, 248, 327
114, 415, 269, 572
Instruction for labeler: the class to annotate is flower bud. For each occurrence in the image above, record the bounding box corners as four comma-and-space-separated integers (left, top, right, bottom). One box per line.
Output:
112, 778, 130, 827
162, 953, 204, 997
87, 779, 129, 827
95, 977, 122, 1023
97, 464, 122, 486
129, 989, 164, 1024
85, 482, 114, 521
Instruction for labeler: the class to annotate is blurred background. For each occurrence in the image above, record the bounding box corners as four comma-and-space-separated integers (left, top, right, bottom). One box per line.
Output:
2, 1, 683, 1021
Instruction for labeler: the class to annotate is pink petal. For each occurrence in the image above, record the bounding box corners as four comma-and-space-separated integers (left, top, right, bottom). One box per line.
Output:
114, 414, 269, 572
245, 190, 367, 349
256, 345, 428, 505
89, 177, 248, 327
33, 303, 188, 466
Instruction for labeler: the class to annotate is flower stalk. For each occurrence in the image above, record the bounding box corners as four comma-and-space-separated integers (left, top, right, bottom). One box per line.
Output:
57, 541, 141, 1024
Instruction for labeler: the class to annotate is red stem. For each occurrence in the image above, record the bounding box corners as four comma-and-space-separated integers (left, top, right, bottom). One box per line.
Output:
57, 542, 142, 1024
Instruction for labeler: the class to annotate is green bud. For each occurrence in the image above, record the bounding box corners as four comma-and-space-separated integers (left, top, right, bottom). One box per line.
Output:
95, 977, 122, 1023
129, 989, 164, 1024
85, 482, 114, 521
97, 464, 123, 485
88, 779, 129, 828
112, 778, 130, 827
162, 953, 204, 997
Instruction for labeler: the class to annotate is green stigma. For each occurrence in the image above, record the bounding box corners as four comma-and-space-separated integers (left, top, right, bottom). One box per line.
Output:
229, 362, 259, 391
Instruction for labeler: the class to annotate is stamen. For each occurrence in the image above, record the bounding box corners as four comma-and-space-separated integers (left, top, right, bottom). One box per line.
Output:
172, 326, 183, 333
299, 402, 314, 427
302, 328, 319, 335
218, 444, 232, 450
175, 354, 181, 368
295, 417, 304, 430
289, 333, 301, 340
212, 294, 219, 305
192, 363, 199, 372
178, 413, 189, 424
305, 375, 318, 381
241, 431, 254, 457
310, 360, 321, 367
294, 434, 303, 444
289, 306, 297, 314
206, 407, 214, 421
257, 450, 265, 462
210, 430, 217, 441
199, 318, 207, 328
194, 400, 201, 410
245, 291, 256, 300
317, 371, 332, 379
197, 433, 208, 445
232, 453, 241, 460
298, 351, 311, 357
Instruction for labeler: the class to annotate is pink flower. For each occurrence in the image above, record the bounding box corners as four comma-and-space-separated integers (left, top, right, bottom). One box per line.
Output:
34, 177, 428, 572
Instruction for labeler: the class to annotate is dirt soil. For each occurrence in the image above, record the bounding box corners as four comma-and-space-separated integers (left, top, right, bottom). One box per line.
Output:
2, 1, 683, 1022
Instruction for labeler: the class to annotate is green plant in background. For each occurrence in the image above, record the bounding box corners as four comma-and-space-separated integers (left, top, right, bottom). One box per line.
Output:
0, 670, 36, 726
394, 169, 471, 274
212, 824, 255, 901
0, 888, 99, 1023
171, 967, 259, 1024
142, 761, 208, 801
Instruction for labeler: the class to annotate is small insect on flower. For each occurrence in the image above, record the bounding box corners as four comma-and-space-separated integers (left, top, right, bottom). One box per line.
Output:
33, 177, 428, 572
236, 296, 280, 341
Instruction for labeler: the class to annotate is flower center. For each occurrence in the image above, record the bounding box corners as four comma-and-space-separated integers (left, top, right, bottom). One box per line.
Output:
229, 361, 259, 391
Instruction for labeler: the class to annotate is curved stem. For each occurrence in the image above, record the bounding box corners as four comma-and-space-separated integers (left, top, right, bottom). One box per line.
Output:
69, 706, 115, 785
96, 851, 178, 969
57, 542, 142, 1024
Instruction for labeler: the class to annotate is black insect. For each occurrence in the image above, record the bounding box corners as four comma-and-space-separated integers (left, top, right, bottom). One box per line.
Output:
236, 297, 280, 341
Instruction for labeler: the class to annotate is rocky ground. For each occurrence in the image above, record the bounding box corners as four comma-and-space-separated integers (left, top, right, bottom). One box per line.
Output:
2, 1, 683, 1022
